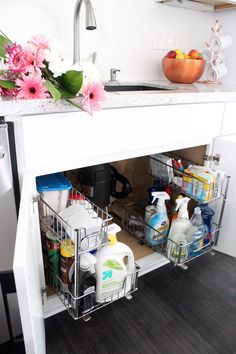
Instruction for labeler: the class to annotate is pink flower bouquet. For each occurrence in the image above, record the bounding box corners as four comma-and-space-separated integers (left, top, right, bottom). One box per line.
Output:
0, 31, 105, 115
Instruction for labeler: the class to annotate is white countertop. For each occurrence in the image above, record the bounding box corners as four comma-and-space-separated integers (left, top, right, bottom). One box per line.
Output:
1, 80, 236, 116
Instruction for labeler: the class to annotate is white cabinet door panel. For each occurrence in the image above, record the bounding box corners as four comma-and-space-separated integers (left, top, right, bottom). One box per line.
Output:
211, 135, 236, 257
221, 103, 236, 136
13, 172, 46, 354
16, 103, 223, 177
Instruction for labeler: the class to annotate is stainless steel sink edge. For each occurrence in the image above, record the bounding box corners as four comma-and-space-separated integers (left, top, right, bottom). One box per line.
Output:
103, 82, 179, 92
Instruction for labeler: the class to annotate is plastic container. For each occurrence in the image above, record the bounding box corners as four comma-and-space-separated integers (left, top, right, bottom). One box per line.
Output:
200, 204, 215, 244
149, 154, 174, 183
95, 233, 135, 303
58, 203, 103, 249
167, 197, 191, 262
147, 180, 164, 204
167, 233, 188, 263
187, 207, 208, 256
70, 253, 97, 314
60, 240, 75, 288
182, 166, 216, 202
145, 191, 170, 247
46, 231, 60, 286
36, 173, 72, 214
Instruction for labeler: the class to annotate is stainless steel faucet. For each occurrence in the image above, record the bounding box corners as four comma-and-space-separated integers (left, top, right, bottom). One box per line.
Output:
109, 68, 121, 82
73, 0, 97, 64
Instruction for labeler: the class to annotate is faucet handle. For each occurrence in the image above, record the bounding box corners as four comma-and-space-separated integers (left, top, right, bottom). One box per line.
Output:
110, 68, 121, 82
92, 52, 97, 64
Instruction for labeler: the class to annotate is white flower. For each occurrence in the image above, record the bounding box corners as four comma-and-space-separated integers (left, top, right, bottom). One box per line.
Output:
73, 62, 100, 90
45, 39, 65, 63
49, 59, 72, 78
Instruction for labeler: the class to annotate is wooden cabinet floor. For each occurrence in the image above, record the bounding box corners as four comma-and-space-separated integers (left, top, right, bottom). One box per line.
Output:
44, 252, 236, 354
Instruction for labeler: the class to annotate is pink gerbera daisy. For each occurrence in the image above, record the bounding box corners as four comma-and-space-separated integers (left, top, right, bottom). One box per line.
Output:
0, 87, 19, 97
81, 82, 105, 115
29, 34, 50, 50
16, 74, 49, 99
22, 48, 46, 73
7, 44, 27, 73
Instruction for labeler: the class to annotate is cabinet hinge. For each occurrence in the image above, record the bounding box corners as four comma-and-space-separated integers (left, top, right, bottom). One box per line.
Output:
32, 193, 40, 203
41, 286, 47, 306
204, 153, 220, 165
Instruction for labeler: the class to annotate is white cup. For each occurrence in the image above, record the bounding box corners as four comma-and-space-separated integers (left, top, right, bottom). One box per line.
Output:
209, 35, 232, 52
211, 52, 225, 66
201, 48, 212, 64
206, 63, 228, 82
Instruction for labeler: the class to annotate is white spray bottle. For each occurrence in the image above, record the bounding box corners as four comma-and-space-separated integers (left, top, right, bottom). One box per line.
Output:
167, 197, 191, 262
145, 191, 170, 247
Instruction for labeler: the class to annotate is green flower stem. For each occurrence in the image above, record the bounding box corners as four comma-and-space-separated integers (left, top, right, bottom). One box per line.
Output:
42, 67, 59, 87
64, 98, 83, 111
0, 30, 12, 43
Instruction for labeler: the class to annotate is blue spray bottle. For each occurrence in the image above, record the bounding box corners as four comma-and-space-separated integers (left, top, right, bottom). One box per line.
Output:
145, 191, 170, 247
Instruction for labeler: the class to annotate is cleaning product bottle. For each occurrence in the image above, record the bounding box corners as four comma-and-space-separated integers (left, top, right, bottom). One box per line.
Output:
95, 233, 135, 303
145, 192, 170, 247
70, 252, 97, 314
145, 181, 163, 227
170, 195, 183, 222
186, 207, 208, 256
200, 204, 215, 244
80, 253, 97, 314
147, 180, 164, 204
167, 197, 191, 263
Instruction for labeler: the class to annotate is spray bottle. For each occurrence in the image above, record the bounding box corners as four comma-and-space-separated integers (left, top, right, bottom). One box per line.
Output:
145, 191, 170, 247
167, 197, 191, 263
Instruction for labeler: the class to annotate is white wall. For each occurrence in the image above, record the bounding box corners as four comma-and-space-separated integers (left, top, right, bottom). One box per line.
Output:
0, 0, 214, 82
217, 11, 236, 84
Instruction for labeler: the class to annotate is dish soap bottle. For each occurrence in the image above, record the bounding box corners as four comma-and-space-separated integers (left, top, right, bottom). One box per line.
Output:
95, 233, 135, 303
200, 204, 215, 244
145, 191, 170, 247
186, 206, 208, 256
167, 197, 191, 263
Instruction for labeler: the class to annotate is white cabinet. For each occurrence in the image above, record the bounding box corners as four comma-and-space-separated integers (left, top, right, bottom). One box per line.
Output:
14, 103, 223, 180
13, 172, 46, 354
221, 102, 236, 136
12, 103, 233, 354
211, 135, 236, 257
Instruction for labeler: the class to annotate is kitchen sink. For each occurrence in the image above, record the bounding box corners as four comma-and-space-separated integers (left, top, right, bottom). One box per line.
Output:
104, 84, 172, 92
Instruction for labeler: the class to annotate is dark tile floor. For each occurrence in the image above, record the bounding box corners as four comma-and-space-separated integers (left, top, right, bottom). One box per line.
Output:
1, 252, 236, 354
45, 252, 236, 354
0, 339, 25, 354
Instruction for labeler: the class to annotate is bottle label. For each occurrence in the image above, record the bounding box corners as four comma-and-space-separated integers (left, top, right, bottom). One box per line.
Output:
192, 230, 204, 251
60, 256, 74, 286
84, 286, 95, 296
193, 230, 203, 240
151, 223, 169, 245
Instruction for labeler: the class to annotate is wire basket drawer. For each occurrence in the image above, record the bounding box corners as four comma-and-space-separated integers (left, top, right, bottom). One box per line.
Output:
121, 201, 220, 266
149, 154, 229, 203
38, 187, 140, 319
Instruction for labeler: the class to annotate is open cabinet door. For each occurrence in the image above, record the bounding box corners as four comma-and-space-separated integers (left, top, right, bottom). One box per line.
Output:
13, 172, 46, 354
211, 135, 236, 258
